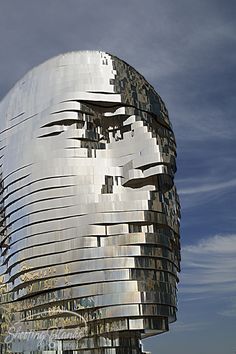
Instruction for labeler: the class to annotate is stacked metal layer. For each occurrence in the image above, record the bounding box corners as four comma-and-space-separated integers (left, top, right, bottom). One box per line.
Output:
0, 51, 180, 353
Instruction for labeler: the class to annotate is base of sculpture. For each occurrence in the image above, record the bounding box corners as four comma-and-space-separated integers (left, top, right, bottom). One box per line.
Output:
4, 334, 152, 354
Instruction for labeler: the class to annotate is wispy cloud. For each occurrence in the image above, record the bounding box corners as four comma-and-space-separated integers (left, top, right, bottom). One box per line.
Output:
176, 175, 236, 211
178, 178, 236, 195
180, 234, 236, 316
218, 299, 236, 317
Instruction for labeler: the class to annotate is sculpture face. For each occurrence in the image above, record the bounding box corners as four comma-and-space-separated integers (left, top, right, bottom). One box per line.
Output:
0, 52, 180, 353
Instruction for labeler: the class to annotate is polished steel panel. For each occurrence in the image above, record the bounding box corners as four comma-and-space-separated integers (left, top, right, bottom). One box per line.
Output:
0, 51, 180, 354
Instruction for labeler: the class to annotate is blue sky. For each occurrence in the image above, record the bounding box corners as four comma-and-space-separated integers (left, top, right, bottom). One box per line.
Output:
0, 1, 235, 353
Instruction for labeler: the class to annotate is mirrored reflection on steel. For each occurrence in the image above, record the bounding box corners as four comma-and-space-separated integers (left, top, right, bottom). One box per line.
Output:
0, 51, 181, 354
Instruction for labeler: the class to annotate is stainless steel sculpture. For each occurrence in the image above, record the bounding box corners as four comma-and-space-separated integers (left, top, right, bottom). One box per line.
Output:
0, 51, 180, 354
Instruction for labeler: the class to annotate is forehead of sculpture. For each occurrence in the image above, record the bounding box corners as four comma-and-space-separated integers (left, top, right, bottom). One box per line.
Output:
0, 51, 170, 129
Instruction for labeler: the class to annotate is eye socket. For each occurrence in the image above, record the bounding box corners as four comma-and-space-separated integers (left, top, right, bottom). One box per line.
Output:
108, 123, 132, 134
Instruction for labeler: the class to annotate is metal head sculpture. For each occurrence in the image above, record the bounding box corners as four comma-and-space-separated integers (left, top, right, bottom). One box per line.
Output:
0, 51, 180, 353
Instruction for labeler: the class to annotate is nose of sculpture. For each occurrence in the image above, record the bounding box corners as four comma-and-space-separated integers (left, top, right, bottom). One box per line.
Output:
121, 120, 176, 193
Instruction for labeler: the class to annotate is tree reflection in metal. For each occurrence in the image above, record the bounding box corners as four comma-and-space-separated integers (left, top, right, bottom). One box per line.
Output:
0, 51, 181, 354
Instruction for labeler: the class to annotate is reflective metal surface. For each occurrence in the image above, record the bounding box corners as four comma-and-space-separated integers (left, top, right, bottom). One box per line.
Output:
0, 51, 180, 353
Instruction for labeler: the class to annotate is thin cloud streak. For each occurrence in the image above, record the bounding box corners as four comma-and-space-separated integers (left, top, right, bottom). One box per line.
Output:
180, 234, 236, 317
178, 179, 236, 195
176, 176, 236, 210
178, 178, 236, 195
